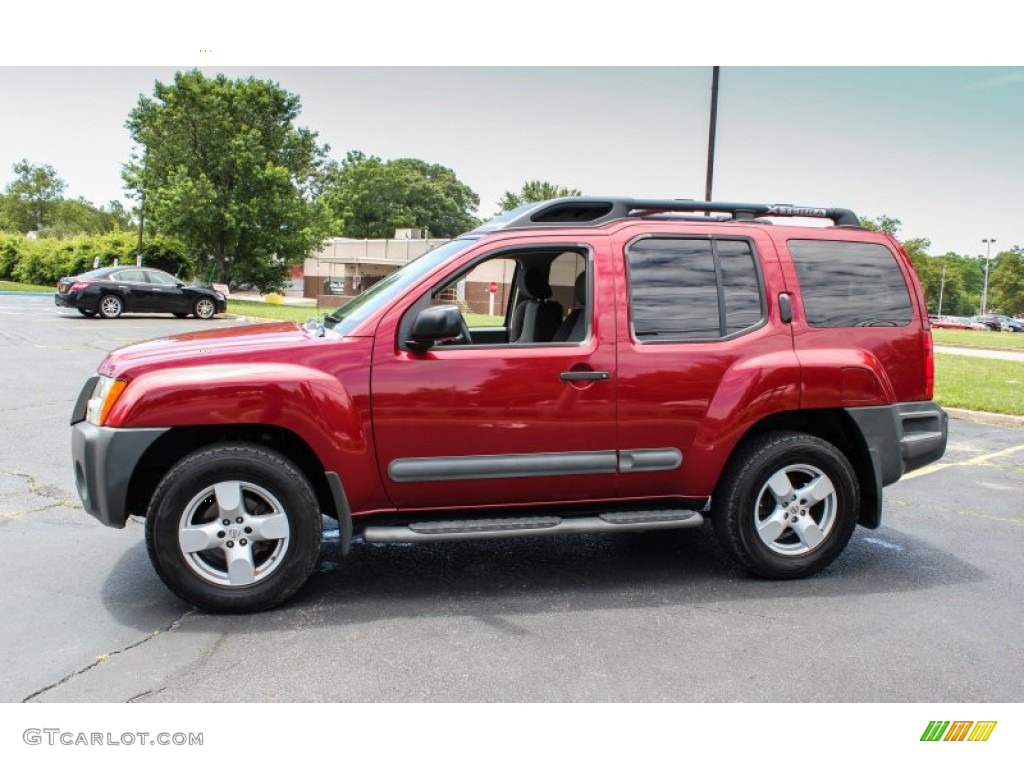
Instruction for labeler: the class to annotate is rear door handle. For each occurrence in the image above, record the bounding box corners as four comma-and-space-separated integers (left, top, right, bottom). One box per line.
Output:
560, 370, 610, 382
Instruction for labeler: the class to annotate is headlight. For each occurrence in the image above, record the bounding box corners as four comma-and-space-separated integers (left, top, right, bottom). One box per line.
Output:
86, 375, 127, 426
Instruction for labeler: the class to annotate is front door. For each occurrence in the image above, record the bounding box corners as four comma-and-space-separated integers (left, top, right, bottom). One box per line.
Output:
370, 241, 618, 512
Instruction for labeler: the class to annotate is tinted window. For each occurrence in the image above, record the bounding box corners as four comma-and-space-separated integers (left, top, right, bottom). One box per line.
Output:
113, 269, 146, 283
719, 240, 764, 334
788, 240, 912, 327
627, 237, 763, 341
146, 270, 179, 286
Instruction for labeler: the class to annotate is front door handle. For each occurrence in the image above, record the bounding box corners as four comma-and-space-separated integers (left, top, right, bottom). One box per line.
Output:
560, 370, 610, 382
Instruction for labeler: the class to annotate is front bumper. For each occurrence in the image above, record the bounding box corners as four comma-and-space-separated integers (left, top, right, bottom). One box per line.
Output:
71, 421, 168, 528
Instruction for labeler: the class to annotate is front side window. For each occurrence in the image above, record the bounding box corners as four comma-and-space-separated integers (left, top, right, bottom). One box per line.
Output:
422, 248, 590, 346
627, 237, 763, 342
145, 270, 179, 286
788, 240, 913, 327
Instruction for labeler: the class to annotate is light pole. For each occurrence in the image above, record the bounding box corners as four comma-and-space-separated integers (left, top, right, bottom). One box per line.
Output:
981, 238, 996, 314
705, 66, 720, 203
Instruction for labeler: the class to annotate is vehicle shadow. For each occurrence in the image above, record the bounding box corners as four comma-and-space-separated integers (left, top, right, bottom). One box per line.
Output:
100, 522, 988, 633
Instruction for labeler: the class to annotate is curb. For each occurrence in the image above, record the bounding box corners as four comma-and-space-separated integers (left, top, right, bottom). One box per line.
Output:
945, 407, 1024, 429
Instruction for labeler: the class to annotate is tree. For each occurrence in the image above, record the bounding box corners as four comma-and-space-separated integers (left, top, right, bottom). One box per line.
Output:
859, 214, 901, 237
125, 70, 333, 290
990, 248, 1024, 316
3, 160, 67, 232
324, 151, 479, 239
497, 180, 583, 213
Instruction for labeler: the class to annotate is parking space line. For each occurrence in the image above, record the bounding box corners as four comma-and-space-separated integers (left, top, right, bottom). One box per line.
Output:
903, 443, 1024, 481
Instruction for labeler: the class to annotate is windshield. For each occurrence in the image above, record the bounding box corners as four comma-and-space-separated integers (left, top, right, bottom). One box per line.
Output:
323, 238, 478, 335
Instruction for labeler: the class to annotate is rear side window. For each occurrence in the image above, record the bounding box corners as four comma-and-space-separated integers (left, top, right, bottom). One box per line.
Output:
788, 240, 913, 327
627, 237, 764, 342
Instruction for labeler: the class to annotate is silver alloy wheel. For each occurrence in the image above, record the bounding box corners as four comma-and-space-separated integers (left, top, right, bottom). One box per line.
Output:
99, 295, 122, 318
194, 297, 216, 319
754, 463, 837, 556
177, 481, 291, 587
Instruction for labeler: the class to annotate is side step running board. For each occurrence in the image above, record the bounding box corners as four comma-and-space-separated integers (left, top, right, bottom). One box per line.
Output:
363, 509, 704, 544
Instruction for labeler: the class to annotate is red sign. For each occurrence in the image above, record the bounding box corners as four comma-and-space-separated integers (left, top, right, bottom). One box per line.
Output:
487, 281, 498, 294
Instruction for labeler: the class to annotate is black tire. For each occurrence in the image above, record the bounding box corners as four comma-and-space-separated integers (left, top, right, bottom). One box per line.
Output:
98, 294, 123, 319
711, 431, 859, 579
77, 308, 96, 317
145, 443, 322, 612
193, 297, 217, 319
173, 312, 189, 319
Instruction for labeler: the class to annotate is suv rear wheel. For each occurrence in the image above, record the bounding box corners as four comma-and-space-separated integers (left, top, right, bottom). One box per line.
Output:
145, 443, 322, 612
712, 431, 859, 579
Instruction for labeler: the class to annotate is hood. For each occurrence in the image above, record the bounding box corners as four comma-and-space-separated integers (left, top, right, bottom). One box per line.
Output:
98, 321, 313, 379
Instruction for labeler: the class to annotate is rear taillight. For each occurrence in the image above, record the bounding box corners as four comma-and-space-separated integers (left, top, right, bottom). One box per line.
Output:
69, 281, 92, 292
924, 330, 935, 400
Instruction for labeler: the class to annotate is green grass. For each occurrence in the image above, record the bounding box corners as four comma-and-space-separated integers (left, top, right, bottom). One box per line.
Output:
932, 327, 1024, 351
934, 353, 1024, 415
465, 313, 505, 327
226, 300, 319, 323
0, 280, 52, 293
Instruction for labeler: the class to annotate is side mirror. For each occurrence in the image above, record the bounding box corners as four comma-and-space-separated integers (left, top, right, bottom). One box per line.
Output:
408, 305, 463, 351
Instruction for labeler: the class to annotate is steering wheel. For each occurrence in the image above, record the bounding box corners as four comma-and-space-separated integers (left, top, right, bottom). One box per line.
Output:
454, 312, 473, 345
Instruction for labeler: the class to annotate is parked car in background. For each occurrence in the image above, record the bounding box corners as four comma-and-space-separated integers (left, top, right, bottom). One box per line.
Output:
975, 314, 1024, 333
55, 267, 227, 319
970, 315, 1003, 332
931, 316, 988, 331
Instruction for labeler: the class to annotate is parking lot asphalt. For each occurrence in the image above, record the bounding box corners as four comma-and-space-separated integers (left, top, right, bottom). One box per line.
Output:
2, 294, 1022, 703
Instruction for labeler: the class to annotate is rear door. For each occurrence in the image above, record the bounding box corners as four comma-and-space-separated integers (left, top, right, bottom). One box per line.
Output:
109, 269, 153, 312
612, 226, 800, 501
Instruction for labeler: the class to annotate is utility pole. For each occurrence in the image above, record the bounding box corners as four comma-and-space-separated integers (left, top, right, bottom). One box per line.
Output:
981, 238, 996, 314
704, 66, 720, 203
135, 191, 145, 268
135, 150, 147, 268
937, 263, 946, 317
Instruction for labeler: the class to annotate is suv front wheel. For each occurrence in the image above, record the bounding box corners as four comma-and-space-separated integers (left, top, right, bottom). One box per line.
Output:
712, 431, 859, 579
145, 443, 323, 612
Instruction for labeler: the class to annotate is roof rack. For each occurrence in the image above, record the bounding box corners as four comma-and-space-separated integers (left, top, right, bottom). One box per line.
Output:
472, 197, 861, 233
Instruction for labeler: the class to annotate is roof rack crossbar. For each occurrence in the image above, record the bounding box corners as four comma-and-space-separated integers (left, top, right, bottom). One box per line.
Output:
477, 197, 861, 232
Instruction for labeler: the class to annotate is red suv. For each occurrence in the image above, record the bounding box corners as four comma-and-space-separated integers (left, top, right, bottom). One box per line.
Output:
70, 198, 947, 612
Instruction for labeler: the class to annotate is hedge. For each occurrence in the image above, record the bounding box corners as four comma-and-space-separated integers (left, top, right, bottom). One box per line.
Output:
0, 230, 195, 285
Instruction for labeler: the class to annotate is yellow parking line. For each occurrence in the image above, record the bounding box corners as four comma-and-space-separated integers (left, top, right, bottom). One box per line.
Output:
903, 443, 1024, 480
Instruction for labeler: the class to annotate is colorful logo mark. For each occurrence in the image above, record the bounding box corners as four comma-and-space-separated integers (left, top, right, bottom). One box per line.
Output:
921, 721, 997, 742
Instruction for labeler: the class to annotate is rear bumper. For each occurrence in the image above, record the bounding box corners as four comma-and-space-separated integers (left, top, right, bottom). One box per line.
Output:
845, 401, 947, 530
55, 291, 96, 310
71, 422, 168, 528
846, 401, 948, 486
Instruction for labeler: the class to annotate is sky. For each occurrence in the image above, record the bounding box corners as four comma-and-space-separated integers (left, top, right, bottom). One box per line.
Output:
1, 8, 1021, 259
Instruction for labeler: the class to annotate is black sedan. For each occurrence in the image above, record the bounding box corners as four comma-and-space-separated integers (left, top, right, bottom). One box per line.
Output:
55, 267, 227, 319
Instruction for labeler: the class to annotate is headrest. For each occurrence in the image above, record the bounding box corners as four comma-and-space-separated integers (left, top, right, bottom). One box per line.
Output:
519, 266, 552, 300
574, 271, 587, 306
